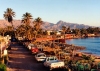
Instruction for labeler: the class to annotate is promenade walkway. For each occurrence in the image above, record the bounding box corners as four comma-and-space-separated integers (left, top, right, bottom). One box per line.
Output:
7, 42, 46, 71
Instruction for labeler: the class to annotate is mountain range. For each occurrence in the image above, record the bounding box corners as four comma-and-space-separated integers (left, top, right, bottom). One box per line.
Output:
0, 20, 94, 30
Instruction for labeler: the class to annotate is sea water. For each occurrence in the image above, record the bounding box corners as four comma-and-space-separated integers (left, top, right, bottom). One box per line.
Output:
66, 37, 100, 56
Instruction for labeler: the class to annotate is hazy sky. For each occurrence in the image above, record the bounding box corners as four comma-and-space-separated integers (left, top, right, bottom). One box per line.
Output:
0, 0, 100, 26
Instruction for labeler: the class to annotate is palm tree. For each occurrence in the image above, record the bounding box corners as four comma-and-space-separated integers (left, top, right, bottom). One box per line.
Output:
24, 25, 32, 40
62, 26, 66, 42
6, 26, 13, 31
16, 25, 25, 37
0, 28, 5, 36
4, 26, 14, 36
73, 28, 81, 36
33, 17, 43, 31
16, 25, 32, 39
22, 12, 33, 25
3, 8, 15, 27
38, 29, 43, 37
80, 28, 87, 37
66, 26, 71, 33
33, 17, 43, 38
21, 12, 33, 39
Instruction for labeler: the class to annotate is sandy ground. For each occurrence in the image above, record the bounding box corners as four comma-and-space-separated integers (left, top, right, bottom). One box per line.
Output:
7, 42, 65, 71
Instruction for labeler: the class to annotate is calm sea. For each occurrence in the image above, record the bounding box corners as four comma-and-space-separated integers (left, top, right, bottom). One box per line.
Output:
66, 37, 100, 56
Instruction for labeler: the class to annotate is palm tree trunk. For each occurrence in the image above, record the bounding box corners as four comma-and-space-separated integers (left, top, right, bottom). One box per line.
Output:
11, 22, 14, 30
3, 32, 4, 37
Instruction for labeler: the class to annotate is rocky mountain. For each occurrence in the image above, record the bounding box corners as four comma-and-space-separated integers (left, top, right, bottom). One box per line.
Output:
0, 20, 93, 30
42, 20, 92, 30
0, 20, 22, 28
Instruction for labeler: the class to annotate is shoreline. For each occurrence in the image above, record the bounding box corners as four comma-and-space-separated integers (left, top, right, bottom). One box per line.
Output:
35, 37, 100, 60
64, 43, 100, 59
77, 51, 100, 62
65, 36, 100, 39
65, 36, 100, 59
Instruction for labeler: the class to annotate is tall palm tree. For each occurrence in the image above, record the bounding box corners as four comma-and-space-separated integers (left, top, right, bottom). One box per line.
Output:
3, 8, 15, 27
22, 12, 33, 25
33, 17, 43, 31
21, 12, 33, 39
33, 17, 43, 38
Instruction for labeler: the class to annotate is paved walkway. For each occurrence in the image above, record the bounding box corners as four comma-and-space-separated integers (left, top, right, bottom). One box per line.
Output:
7, 42, 46, 71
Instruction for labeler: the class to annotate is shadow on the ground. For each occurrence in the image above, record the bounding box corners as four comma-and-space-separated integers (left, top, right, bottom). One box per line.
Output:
8, 42, 66, 71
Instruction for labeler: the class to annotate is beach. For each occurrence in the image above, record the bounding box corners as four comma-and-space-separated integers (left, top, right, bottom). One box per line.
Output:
35, 37, 100, 62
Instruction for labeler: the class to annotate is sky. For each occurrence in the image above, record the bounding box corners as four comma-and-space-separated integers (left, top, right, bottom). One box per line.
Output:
0, 0, 100, 27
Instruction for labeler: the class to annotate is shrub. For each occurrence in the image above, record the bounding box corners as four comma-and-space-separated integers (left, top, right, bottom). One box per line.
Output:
0, 64, 6, 71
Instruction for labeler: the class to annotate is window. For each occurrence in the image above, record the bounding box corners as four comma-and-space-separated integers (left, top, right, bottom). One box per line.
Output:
37, 54, 45, 57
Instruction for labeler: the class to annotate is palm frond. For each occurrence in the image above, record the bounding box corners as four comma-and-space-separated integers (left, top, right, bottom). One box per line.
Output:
3, 8, 15, 23
22, 12, 33, 25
